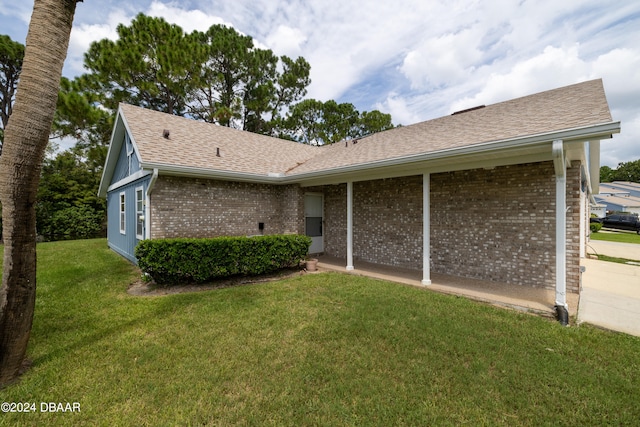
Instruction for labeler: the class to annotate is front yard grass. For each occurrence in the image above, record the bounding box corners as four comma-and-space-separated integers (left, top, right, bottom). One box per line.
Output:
590, 229, 640, 244
0, 239, 639, 426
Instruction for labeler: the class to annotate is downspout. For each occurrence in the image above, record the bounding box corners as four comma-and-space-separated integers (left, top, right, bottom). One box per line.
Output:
145, 169, 159, 240
552, 140, 569, 325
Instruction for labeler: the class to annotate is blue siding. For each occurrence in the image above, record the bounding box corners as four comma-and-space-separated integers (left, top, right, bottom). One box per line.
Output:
113, 134, 141, 183
107, 175, 150, 264
107, 131, 147, 263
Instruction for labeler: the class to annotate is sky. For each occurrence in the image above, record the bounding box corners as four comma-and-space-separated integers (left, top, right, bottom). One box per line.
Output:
1, 0, 639, 167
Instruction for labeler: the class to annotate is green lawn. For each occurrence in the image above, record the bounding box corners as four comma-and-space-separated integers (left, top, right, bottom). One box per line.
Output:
591, 229, 640, 244
1, 239, 639, 426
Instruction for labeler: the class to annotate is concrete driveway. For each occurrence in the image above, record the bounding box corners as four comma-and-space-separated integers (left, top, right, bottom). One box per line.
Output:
579, 240, 640, 336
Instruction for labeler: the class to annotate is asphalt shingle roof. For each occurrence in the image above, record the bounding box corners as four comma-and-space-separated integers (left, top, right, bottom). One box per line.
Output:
120, 79, 613, 178
121, 103, 319, 176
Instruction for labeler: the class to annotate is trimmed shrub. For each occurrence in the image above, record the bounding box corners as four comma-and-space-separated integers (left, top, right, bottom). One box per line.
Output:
590, 222, 602, 233
134, 234, 312, 285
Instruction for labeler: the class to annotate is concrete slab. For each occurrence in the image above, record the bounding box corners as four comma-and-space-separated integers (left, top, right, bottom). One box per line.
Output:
316, 255, 579, 319
312, 240, 640, 336
578, 258, 640, 336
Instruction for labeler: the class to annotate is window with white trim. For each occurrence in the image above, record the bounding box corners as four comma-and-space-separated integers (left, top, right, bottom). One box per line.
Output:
119, 192, 126, 234
135, 186, 144, 239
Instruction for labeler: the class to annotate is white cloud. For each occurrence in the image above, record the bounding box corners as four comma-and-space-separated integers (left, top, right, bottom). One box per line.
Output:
401, 27, 484, 90
590, 47, 640, 166
265, 25, 307, 58
146, 1, 230, 33
375, 94, 422, 126
449, 45, 590, 113
67, 10, 130, 75
592, 48, 640, 111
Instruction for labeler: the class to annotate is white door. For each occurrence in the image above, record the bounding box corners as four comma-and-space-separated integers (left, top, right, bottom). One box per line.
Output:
304, 194, 323, 254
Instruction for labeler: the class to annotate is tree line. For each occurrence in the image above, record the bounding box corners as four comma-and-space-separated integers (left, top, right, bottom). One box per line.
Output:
600, 160, 640, 183
0, 14, 395, 241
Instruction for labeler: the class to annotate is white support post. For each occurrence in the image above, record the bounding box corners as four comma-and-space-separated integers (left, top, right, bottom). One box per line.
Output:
422, 173, 432, 285
552, 140, 567, 310
556, 174, 567, 308
580, 187, 586, 259
346, 181, 354, 271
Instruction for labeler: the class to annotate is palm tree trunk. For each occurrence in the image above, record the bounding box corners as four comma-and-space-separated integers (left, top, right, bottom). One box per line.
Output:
0, 0, 80, 387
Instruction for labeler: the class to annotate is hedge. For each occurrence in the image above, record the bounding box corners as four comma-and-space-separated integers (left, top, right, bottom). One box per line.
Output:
134, 234, 312, 285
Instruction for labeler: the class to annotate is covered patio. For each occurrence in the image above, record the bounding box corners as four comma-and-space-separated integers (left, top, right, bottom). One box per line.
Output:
315, 255, 580, 319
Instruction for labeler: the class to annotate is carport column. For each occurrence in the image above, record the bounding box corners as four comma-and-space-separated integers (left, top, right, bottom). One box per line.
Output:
346, 181, 354, 271
552, 140, 568, 318
422, 173, 432, 285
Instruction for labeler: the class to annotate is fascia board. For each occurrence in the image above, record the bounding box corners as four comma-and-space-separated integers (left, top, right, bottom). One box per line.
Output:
288, 121, 621, 183
98, 107, 126, 197
298, 151, 553, 187
139, 162, 283, 184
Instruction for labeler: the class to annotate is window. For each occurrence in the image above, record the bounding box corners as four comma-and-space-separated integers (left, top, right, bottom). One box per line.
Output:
119, 192, 126, 234
135, 187, 144, 239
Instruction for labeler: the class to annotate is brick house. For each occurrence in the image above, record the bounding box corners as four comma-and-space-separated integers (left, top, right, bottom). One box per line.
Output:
98, 79, 619, 314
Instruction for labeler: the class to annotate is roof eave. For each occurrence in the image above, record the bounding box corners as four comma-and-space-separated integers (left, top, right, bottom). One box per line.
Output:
139, 162, 287, 184
138, 121, 620, 186
98, 106, 126, 197
287, 121, 621, 184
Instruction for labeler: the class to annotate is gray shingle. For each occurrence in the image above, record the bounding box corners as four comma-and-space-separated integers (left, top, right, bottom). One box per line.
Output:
121, 79, 613, 177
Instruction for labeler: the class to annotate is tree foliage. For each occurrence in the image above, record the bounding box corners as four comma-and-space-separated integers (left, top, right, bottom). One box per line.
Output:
80, 14, 391, 141
0, 35, 24, 154
600, 159, 640, 183
84, 14, 202, 115
83, 16, 312, 134
36, 149, 105, 240
189, 24, 257, 126
282, 99, 394, 144
54, 76, 113, 172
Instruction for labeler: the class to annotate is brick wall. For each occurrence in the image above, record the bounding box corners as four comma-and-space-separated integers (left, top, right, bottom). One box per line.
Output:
150, 176, 303, 238
316, 161, 581, 293
353, 177, 423, 268
565, 161, 581, 293
149, 161, 582, 293
430, 163, 554, 288
319, 184, 347, 258
430, 161, 580, 292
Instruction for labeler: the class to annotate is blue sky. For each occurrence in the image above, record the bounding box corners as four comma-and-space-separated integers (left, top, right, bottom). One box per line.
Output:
1, 0, 639, 167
